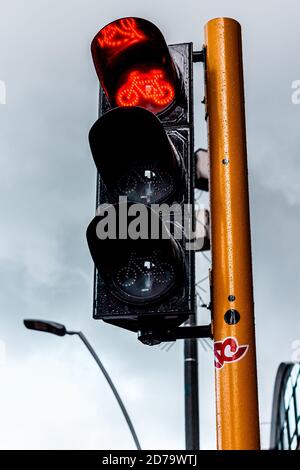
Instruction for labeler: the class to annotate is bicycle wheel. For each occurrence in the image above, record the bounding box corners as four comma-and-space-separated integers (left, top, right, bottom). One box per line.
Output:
117, 87, 139, 107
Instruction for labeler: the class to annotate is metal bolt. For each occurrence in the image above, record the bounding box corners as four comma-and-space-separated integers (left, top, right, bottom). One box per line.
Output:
224, 309, 240, 325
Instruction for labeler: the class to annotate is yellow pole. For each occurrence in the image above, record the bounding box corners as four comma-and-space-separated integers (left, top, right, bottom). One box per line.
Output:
204, 18, 260, 450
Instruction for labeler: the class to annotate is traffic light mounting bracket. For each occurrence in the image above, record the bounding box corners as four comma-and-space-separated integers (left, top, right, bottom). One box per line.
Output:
137, 323, 212, 346
192, 49, 205, 63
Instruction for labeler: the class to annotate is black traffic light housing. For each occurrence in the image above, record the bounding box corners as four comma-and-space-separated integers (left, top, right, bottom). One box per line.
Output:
91, 17, 181, 115
89, 107, 185, 205
87, 208, 186, 306
87, 17, 195, 338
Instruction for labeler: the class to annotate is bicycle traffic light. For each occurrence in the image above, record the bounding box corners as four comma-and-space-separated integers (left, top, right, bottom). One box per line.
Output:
87, 209, 186, 306
89, 106, 185, 205
87, 17, 195, 340
91, 17, 179, 115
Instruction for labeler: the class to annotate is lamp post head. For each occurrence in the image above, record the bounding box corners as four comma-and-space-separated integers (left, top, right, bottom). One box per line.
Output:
23, 319, 67, 337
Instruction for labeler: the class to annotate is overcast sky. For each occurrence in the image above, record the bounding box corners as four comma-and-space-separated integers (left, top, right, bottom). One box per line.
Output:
0, 0, 299, 450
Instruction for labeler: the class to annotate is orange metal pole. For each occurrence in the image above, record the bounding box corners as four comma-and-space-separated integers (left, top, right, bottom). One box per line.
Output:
204, 18, 260, 450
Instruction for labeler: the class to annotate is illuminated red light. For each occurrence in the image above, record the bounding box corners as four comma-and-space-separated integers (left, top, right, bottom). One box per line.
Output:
92, 18, 178, 113
116, 69, 175, 110
97, 18, 145, 51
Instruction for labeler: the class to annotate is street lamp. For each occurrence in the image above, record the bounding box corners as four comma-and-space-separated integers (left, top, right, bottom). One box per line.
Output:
23, 319, 141, 450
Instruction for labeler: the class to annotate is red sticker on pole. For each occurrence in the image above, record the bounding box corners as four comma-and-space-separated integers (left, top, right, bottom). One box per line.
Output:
214, 337, 249, 369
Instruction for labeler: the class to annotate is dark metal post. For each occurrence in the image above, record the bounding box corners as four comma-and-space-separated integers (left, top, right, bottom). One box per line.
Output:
184, 313, 200, 450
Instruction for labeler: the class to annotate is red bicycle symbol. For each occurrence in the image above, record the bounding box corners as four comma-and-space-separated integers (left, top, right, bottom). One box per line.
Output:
98, 18, 145, 50
116, 69, 175, 108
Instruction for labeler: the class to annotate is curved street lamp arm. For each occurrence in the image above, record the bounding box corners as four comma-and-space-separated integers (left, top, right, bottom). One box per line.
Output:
67, 330, 141, 451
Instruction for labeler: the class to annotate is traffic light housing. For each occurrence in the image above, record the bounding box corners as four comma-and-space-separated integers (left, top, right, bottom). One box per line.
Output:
91, 17, 179, 115
87, 208, 186, 306
89, 107, 185, 205
87, 17, 195, 338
